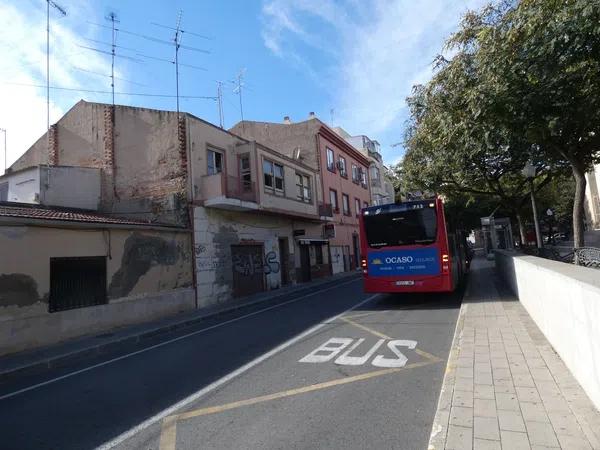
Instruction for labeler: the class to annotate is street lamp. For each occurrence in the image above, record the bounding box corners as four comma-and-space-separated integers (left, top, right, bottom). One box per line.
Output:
546, 208, 554, 245
522, 161, 543, 249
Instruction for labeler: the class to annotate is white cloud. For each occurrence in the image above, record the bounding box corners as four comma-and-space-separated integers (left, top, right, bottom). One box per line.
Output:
0, 1, 125, 172
260, 0, 488, 164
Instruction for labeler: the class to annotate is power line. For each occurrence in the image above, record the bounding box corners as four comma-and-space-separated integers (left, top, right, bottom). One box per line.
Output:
6, 82, 217, 99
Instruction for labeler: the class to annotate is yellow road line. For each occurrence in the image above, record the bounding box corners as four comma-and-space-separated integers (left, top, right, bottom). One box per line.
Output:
158, 416, 178, 450
343, 311, 380, 320
176, 361, 435, 423
340, 316, 392, 340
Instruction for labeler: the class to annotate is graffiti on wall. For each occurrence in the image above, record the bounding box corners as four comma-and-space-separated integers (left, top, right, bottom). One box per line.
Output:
232, 251, 281, 276
196, 258, 226, 272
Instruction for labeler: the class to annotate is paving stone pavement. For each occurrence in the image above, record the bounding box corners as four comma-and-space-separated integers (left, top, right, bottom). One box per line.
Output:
428, 257, 600, 450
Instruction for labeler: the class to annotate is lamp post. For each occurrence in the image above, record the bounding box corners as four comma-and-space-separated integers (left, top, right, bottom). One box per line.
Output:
546, 208, 554, 246
0, 128, 6, 175
522, 161, 543, 249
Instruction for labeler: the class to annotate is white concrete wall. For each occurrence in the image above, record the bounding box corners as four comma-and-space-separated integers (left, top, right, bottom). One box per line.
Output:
2, 167, 40, 203
41, 166, 101, 210
495, 251, 600, 410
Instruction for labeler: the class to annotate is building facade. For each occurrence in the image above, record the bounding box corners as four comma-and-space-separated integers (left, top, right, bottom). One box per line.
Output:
0, 203, 193, 355
4, 101, 332, 314
230, 114, 372, 273
333, 128, 396, 206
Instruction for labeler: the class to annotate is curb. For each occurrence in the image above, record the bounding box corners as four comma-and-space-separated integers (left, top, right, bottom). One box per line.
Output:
427, 272, 471, 450
0, 273, 362, 382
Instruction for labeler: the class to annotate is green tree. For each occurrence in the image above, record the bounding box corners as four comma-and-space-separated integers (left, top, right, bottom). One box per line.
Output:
448, 0, 600, 247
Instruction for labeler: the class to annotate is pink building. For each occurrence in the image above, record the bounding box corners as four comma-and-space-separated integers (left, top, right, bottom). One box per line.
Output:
230, 115, 371, 274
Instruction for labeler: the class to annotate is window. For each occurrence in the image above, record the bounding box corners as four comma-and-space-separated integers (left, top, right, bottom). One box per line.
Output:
371, 166, 380, 181
296, 173, 312, 203
355, 198, 361, 217
49, 256, 107, 312
351, 163, 359, 183
326, 147, 335, 172
315, 245, 323, 265
329, 189, 339, 212
342, 194, 350, 216
338, 156, 347, 177
361, 168, 367, 188
239, 154, 252, 192
263, 159, 284, 194
207, 149, 223, 175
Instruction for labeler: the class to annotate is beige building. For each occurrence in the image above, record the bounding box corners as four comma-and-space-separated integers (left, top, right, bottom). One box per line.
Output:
585, 165, 600, 229
0, 203, 193, 355
3, 100, 330, 319
230, 114, 372, 274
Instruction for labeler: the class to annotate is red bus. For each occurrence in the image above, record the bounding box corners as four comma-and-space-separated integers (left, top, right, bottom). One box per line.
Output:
359, 197, 469, 293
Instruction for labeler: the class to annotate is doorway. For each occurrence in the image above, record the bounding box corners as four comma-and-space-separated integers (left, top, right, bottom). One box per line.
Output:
299, 245, 311, 282
278, 237, 289, 285
231, 244, 264, 297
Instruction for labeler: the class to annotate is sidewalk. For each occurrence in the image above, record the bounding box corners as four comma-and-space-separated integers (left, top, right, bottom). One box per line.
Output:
429, 258, 600, 450
0, 270, 361, 381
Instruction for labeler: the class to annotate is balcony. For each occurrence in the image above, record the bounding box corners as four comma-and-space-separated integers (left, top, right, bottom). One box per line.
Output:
371, 178, 382, 188
318, 202, 334, 221
202, 174, 259, 211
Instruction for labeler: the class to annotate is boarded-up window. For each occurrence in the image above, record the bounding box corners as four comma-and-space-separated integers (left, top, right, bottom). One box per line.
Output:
49, 256, 107, 312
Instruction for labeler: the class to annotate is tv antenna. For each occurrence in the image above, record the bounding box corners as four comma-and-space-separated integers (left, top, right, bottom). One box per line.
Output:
151, 10, 210, 117
46, 0, 67, 131
232, 68, 246, 123
216, 81, 224, 128
106, 11, 119, 107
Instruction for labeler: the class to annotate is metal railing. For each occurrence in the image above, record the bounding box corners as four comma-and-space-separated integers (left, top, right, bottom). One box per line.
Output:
226, 175, 257, 203
318, 202, 333, 217
521, 245, 600, 269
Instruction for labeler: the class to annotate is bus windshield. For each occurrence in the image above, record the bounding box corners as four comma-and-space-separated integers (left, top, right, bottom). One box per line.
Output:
364, 204, 437, 248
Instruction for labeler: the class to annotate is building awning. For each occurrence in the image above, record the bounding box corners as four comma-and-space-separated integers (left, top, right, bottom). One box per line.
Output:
296, 238, 329, 245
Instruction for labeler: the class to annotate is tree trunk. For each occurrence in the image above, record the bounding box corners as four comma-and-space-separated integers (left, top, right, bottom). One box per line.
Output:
516, 213, 526, 247
571, 164, 587, 248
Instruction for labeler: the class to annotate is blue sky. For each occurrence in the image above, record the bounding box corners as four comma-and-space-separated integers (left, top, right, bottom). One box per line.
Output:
0, 0, 487, 170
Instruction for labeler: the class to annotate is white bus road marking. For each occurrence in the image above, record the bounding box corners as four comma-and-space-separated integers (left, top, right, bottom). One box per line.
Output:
0, 278, 362, 403
95, 293, 381, 450
298, 337, 419, 368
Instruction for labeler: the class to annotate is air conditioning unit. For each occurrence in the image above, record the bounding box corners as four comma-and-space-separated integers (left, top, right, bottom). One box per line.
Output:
292, 148, 303, 160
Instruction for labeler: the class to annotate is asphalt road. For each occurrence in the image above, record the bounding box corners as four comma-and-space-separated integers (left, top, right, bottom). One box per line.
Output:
0, 277, 462, 450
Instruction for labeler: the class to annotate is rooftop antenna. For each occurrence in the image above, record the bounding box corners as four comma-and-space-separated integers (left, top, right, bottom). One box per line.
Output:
232, 68, 246, 124
330, 108, 334, 126
106, 11, 119, 108
46, 0, 67, 131
150, 11, 210, 116
216, 81, 224, 128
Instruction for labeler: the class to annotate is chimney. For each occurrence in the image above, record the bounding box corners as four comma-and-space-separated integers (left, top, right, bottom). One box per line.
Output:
308, 112, 316, 119
48, 124, 59, 166
283, 116, 291, 124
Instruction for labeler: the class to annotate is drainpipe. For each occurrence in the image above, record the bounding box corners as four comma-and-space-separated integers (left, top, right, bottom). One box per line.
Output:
185, 114, 199, 309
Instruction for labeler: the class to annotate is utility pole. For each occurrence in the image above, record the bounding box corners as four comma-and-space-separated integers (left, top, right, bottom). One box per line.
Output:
46, 0, 67, 131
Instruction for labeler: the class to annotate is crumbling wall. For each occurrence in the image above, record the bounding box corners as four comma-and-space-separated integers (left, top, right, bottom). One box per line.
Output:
193, 206, 296, 307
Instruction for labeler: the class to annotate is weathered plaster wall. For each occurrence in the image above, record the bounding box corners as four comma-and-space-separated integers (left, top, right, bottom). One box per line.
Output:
0, 225, 193, 355
2, 167, 40, 203
193, 206, 299, 307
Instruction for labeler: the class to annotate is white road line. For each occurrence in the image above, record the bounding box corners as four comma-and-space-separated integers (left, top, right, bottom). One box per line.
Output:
0, 278, 361, 402
95, 293, 380, 450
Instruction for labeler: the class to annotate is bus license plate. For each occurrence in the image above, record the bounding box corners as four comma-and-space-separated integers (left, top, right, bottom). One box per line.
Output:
395, 280, 415, 286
